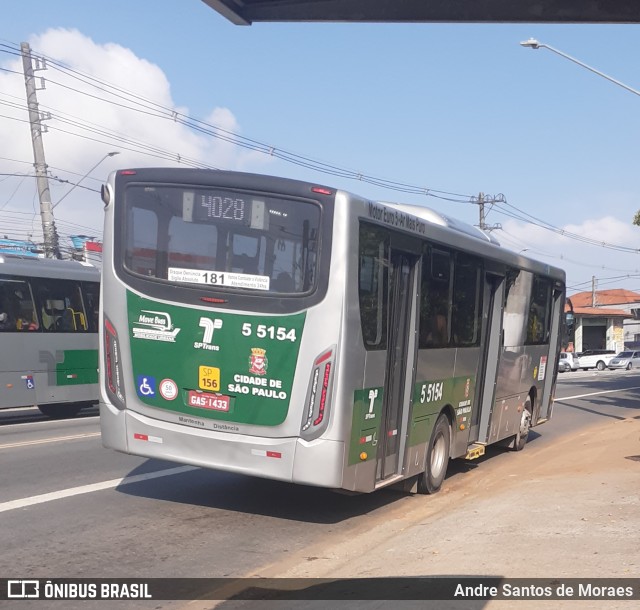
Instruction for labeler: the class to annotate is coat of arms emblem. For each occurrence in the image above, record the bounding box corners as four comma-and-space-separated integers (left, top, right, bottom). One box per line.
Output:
249, 347, 268, 375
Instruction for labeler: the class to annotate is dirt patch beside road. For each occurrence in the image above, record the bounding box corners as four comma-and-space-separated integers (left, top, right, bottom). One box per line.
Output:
245, 417, 640, 608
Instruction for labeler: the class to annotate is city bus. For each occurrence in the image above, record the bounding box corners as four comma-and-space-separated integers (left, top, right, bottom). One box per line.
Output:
99, 169, 565, 494
0, 255, 100, 418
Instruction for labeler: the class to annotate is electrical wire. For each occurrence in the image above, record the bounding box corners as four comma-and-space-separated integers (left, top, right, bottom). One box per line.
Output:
3, 40, 640, 264
2, 41, 476, 201
496, 206, 640, 253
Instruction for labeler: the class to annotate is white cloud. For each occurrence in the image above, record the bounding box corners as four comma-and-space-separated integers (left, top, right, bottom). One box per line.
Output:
0, 28, 272, 250
498, 216, 640, 293
2, 28, 640, 292
564, 216, 639, 247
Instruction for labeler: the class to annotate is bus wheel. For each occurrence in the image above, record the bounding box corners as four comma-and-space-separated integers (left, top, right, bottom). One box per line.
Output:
38, 403, 83, 419
417, 414, 450, 494
513, 397, 532, 452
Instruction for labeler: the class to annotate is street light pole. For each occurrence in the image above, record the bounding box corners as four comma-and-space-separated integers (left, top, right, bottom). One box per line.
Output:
520, 38, 640, 98
53, 151, 120, 210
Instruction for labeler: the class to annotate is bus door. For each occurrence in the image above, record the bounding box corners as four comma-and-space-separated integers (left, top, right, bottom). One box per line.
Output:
376, 248, 419, 484
537, 282, 565, 422
468, 269, 505, 444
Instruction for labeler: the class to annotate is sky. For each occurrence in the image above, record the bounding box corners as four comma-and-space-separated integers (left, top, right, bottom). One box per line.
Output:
2, 1, 640, 296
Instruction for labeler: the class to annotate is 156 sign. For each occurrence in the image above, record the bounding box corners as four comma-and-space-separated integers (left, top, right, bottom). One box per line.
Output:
198, 366, 220, 391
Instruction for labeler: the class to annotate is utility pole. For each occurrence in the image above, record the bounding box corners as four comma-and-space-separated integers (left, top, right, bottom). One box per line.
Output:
475, 192, 502, 232
478, 192, 487, 230
592, 276, 597, 307
21, 42, 60, 258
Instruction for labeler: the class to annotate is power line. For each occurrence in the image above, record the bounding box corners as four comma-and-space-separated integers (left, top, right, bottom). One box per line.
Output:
3, 41, 640, 263
495, 206, 640, 253
0, 172, 99, 193
4, 41, 477, 202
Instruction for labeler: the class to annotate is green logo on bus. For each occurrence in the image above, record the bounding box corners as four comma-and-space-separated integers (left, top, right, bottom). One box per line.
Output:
127, 291, 305, 426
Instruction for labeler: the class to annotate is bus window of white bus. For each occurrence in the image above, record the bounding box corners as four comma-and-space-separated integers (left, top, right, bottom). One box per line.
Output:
0, 257, 100, 418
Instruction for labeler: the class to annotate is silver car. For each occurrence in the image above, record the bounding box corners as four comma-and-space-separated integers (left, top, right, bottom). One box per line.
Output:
559, 351, 579, 371
607, 351, 640, 370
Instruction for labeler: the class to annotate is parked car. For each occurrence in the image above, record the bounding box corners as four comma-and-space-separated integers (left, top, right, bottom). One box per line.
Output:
576, 349, 617, 371
559, 351, 579, 371
557, 358, 571, 373
608, 351, 640, 370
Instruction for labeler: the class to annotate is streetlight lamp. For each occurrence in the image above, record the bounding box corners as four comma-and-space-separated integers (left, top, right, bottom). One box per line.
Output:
53, 151, 120, 210
520, 38, 640, 98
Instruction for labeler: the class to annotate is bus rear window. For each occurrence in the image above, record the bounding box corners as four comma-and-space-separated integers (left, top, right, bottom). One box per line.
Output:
123, 185, 321, 294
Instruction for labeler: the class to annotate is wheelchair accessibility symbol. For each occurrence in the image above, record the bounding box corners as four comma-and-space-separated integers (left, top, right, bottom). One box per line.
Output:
136, 375, 156, 398
24, 375, 35, 390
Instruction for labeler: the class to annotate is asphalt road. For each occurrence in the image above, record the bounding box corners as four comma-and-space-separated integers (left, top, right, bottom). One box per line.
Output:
1, 369, 638, 609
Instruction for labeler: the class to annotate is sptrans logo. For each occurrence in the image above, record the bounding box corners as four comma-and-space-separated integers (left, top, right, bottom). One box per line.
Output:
194, 317, 223, 351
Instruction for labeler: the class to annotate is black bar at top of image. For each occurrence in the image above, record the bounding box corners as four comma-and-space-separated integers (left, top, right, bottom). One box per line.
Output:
1, 577, 639, 601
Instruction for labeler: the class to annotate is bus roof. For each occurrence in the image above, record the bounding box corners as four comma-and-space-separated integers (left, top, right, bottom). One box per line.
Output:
372, 199, 565, 283
0, 255, 101, 282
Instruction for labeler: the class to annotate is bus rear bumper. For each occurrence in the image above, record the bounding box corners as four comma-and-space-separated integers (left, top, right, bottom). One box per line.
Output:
100, 402, 344, 489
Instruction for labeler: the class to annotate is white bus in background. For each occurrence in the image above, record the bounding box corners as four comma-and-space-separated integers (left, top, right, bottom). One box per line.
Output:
0, 255, 100, 417
99, 169, 565, 494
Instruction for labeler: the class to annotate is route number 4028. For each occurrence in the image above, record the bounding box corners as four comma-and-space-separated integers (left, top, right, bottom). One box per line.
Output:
420, 381, 444, 404
241, 323, 297, 342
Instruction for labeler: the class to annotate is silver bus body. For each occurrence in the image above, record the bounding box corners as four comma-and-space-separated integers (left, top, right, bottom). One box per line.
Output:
0, 255, 100, 417
100, 169, 565, 493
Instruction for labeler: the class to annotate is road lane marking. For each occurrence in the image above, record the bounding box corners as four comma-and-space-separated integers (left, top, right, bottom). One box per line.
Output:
557, 385, 640, 402
1, 415, 99, 428
0, 465, 198, 514
0, 432, 101, 450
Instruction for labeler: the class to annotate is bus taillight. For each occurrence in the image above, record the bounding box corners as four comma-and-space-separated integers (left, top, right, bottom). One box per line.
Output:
311, 186, 333, 196
104, 317, 126, 409
301, 347, 335, 440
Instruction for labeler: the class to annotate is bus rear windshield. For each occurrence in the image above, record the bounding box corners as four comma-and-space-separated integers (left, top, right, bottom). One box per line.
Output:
122, 184, 321, 294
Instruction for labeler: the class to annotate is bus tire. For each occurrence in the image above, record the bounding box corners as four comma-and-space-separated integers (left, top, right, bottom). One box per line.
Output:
513, 396, 532, 452
38, 403, 83, 419
417, 414, 450, 495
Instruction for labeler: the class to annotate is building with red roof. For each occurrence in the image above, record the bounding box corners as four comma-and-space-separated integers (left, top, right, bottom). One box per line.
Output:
566, 289, 640, 352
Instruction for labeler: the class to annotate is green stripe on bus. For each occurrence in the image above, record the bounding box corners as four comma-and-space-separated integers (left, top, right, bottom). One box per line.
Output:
55, 349, 99, 385
127, 291, 306, 426
349, 375, 475, 465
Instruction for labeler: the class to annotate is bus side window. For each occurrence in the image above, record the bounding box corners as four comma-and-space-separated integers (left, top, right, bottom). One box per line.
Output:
42, 299, 65, 331
61, 308, 76, 331
358, 224, 389, 350
75, 309, 87, 330
419, 247, 452, 348
0, 287, 14, 331
527, 276, 552, 345
81, 281, 100, 333
451, 252, 483, 347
